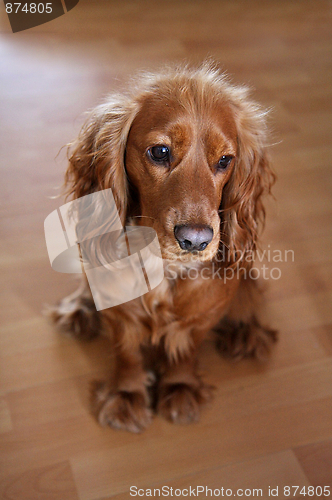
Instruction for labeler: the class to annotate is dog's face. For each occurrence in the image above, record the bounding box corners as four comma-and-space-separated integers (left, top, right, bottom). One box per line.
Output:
125, 93, 238, 262
65, 66, 273, 267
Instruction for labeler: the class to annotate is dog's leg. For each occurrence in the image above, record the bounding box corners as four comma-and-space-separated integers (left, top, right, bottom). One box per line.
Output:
91, 318, 154, 433
91, 351, 154, 433
157, 354, 213, 425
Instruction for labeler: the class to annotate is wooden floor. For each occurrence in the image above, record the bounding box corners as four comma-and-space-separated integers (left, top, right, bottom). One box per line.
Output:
1, 1, 332, 498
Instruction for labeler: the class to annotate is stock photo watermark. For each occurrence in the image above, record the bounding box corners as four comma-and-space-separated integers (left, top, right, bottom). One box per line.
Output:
3, 0, 79, 33
129, 485, 331, 497
165, 245, 294, 283
44, 190, 294, 311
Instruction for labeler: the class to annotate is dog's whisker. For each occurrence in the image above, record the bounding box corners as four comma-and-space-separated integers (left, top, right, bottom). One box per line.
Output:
131, 215, 156, 222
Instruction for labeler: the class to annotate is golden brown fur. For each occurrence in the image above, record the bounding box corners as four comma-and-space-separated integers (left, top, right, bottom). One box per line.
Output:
51, 63, 277, 432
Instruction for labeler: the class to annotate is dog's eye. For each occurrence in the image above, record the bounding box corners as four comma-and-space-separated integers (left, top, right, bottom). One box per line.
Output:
218, 155, 234, 170
148, 145, 170, 164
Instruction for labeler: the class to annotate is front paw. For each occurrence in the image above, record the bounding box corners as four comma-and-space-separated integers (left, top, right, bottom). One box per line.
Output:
157, 383, 213, 425
92, 383, 153, 433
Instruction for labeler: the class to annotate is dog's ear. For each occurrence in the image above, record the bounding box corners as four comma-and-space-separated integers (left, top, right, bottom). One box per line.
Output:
221, 93, 275, 262
64, 95, 139, 225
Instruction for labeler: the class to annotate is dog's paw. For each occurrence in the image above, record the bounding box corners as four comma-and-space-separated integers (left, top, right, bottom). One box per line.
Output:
45, 295, 100, 341
92, 383, 153, 433
157, 382, 213, 425
215, 317, 278, 362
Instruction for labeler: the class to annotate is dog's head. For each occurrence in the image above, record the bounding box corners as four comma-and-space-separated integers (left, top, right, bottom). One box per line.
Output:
65, 63, 274, 264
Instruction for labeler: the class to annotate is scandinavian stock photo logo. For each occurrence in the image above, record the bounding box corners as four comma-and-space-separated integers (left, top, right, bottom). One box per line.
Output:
44, 189, 294, 312
44, 189, 165, 311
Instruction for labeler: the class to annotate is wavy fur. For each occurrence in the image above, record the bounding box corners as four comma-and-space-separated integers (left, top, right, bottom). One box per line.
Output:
50, 62, 277, 432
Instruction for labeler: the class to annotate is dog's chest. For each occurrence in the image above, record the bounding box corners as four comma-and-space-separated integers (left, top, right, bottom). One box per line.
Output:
142, 267, 237, 336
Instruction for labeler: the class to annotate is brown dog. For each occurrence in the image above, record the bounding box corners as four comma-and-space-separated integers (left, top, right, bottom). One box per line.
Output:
50, 63, 276, 432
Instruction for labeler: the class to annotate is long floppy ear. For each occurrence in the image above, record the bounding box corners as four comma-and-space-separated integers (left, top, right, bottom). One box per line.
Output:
221, 92, 275, 263
64, 94, 140, 225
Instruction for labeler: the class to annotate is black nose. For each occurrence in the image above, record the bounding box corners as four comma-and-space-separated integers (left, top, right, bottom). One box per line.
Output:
174, 224, 214, 252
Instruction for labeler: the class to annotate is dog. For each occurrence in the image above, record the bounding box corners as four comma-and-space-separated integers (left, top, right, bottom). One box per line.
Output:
49, 62, 277, 432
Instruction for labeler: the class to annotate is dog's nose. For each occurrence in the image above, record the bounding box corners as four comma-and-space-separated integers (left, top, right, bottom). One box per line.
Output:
174, 224, 214, 252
